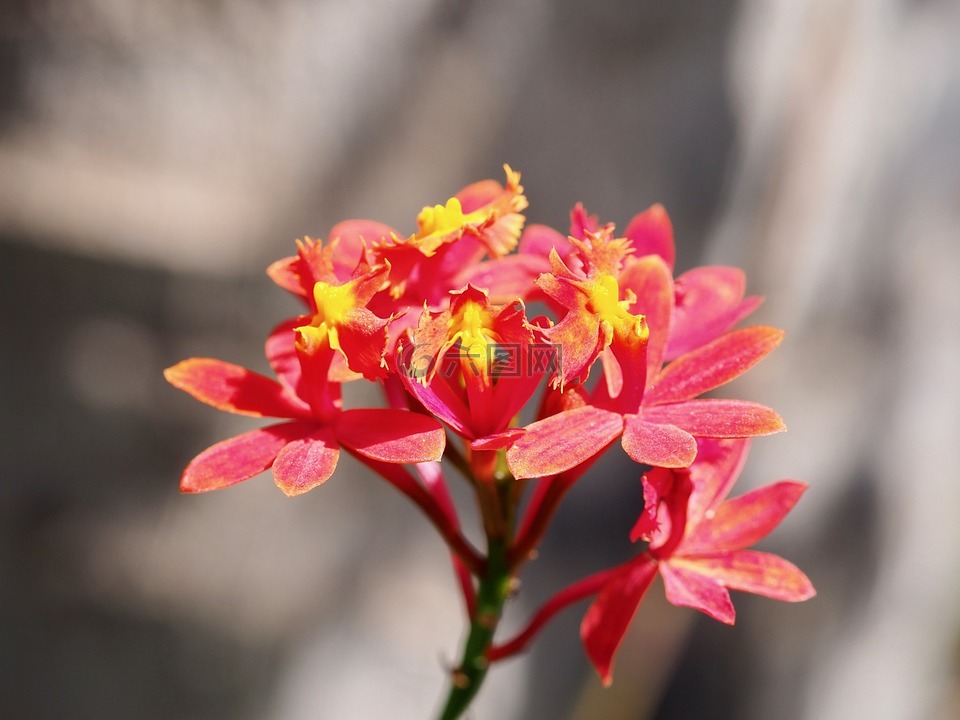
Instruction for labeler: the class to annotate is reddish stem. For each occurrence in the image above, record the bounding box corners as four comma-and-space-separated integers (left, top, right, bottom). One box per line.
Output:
509, 458, 598, 568
356, 455, 485, 575
415, 462, 477, 615
487, 566, 621, 661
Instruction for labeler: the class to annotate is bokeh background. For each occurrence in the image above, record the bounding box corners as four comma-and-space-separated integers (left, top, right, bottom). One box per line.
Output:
2, 1, 959, 718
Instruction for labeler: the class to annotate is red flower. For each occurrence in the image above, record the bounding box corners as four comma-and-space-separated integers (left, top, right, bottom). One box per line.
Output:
580, 438, 815, 684
397, 285, 544, 443
165, 251, 445, 496
505, 227, 784, 478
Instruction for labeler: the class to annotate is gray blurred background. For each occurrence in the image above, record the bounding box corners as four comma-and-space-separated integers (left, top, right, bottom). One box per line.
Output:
2, 1, 959, 718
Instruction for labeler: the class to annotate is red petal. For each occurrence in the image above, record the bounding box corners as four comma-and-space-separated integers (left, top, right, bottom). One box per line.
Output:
336, 307, 390, 380
623, 204, 674, 270
642, 400, 785, 438
682, 481, 808, 553
180, 422, 307, 493
164, 358, 309, 418
673, 551, 816, 603
507, 406, 624, 480
646, 326, 784, 405
618, 255, 674, 384
272, 426, 340, 496
621, 416, 697, 468
335, 409, 445, 463
580, 556, 658, 686
398, 362, 473, 438
659, 562, 735, 624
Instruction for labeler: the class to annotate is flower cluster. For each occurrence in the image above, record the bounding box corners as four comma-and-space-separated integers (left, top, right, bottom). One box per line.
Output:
166, 166, 814, 719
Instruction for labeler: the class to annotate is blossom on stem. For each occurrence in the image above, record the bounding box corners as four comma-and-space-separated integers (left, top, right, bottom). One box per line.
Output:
506, 227, 784, 478
398, 285, 545, 444
165, 255, 445, 496
580, 438, 815, 684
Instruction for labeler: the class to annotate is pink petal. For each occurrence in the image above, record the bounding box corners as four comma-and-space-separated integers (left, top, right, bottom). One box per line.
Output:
682, 481, 808, 553
180, 422, 308, 493
673, 551, 816, 603
646, 326, 784, 405
621, 416, 697, 468
580, 556, 658, 686
164, 358, 309, 418
623, 204, 675, 270
667, 267, 762, 359
335, 409, 445, 464
455, 178, 503, 213
659, 562, 735, 624
642, 400, 785, 438
265, 319, 304, 396
456, 254, 544, 303
507, 406, 624, 480
685, 438, 751, 530
327, 219, 397, 279
272, 426, 340, 496
519, 223, 572, 258
618, 255, 674, 381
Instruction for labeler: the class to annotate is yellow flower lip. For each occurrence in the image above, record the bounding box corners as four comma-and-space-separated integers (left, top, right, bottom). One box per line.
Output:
295, 281, 359, 354
312, 281, 356, 326
586, 274, 647, 339
417, 197, 467, 238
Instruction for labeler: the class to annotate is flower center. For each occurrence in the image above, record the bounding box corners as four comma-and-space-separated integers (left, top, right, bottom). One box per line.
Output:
587, 274, 645, 339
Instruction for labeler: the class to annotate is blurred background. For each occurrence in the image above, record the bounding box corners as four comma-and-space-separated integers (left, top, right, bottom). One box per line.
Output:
2, 0, 959, 718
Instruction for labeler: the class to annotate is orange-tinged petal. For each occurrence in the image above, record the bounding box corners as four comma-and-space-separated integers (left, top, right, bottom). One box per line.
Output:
272, 426, 340, 496
335, 409, 445, 464
623, 204, 675, 270
659, 561, 735, 624
621, 416, 697, 468
266, 255, 304, 298
672, 551, 816, 603
180, 422, 308, 493
646, 326, 784, 405
164, 358, 309, 419
580, 555, 658, 686
681, 481, 808, 553
507, 406, 624, 479
642, 400, 785, 438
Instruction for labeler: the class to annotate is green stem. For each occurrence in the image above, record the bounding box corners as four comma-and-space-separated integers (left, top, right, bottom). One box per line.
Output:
436, 536, 512, 720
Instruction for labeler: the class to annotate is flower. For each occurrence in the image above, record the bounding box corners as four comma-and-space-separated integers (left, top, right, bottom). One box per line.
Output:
165, 245, 446, 496
398, 285, 545, 443
580, 438, 815, 684
505, 227, 784, 479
